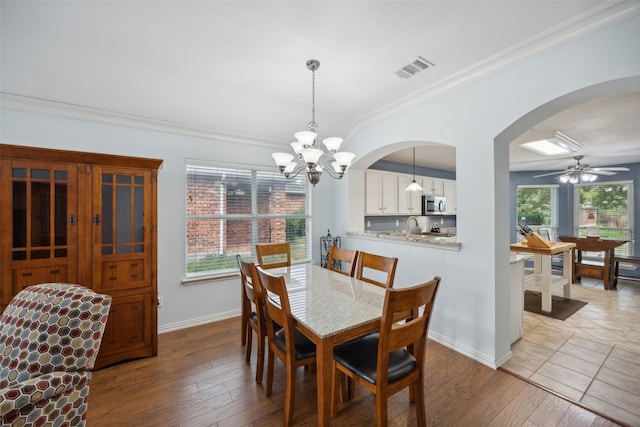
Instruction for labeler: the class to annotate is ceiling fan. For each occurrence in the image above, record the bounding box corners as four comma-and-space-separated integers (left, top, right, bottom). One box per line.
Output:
533, 155, 629, 183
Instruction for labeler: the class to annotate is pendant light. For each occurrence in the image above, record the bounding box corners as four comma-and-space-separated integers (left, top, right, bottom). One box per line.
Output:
405, 147, 424, 192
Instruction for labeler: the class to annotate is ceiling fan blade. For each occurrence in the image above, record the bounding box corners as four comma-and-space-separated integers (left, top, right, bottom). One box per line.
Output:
591, 167, 630, 172
533, 171, 568, 178
587, 169, 616, 176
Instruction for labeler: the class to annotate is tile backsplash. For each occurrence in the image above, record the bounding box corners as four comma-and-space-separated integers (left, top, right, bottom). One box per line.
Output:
365, 215, 456, 233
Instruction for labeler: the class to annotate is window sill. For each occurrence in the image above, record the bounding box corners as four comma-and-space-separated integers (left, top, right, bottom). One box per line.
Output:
182, 271, 239, 286
181, 260, 312, 286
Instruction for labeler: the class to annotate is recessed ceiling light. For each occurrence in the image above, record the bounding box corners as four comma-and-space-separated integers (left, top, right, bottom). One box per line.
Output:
520, 131, 583, 156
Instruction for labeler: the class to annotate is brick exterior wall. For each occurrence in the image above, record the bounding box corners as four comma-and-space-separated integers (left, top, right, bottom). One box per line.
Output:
186, 175, 305, 257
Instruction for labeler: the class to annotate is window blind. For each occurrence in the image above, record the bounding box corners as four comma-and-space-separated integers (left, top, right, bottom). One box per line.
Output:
186, 164, 310, 276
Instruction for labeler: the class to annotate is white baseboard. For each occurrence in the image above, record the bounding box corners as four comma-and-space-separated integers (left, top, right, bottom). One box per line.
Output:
428, 331, 502, 370
158, 309, 241, 334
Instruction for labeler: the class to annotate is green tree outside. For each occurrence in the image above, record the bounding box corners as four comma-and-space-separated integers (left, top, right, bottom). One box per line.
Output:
517, 187, 551, 226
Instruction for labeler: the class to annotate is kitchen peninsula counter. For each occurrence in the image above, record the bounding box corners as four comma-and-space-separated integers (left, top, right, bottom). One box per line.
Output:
347, 231, 461, 251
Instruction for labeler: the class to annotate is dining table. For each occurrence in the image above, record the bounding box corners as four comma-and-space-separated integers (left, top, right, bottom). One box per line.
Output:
267, 263, 387, 426
558, 236, 628, 290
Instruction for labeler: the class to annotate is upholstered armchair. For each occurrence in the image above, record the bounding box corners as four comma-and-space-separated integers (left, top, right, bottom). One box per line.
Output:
0, 283, 111, 426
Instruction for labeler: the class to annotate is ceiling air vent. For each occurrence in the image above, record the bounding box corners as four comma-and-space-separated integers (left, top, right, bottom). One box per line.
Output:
395, 56, 434, 79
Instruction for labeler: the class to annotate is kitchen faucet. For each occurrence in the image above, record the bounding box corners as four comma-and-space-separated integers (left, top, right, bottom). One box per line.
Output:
406, 216, 419, 234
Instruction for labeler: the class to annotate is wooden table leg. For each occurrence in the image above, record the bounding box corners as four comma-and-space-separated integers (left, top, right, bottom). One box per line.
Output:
563, 248, 572, 299
603, 249, 612, 290
316, 338, 334, 426
541, 254, 552, 312
570, 248, 576, 284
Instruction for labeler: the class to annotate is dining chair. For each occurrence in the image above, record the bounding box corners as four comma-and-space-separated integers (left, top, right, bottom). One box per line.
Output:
355, 251, 398, 288
256, 242, 291, 269
327, 246, 359, 276
331, 276, 441, 427
237, 254, 267, 384
256, 266, 316, 427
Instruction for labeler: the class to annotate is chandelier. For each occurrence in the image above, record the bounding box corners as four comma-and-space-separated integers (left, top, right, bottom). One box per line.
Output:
272, 59, 355, 186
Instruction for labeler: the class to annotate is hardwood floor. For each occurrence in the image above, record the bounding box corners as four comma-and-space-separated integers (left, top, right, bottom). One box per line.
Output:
86, 318, 622, 426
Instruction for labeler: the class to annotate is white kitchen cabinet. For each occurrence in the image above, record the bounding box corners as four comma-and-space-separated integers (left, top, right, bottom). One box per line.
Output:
443, 179, 457, 214
397, 174, 423, 215
365, 171, 398, 215
424, 177, 445, 196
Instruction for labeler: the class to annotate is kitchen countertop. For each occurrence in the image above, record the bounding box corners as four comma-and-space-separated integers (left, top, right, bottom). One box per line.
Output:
347, 231, 461, 251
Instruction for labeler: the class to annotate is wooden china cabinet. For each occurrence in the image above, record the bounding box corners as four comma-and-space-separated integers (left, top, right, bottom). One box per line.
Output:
0, 144, 162, 369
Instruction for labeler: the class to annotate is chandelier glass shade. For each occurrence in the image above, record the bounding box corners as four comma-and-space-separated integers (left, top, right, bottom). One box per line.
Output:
271, 59, 355, 187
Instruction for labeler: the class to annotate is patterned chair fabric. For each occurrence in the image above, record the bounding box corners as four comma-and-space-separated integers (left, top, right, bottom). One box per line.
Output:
0, 283, 112, 427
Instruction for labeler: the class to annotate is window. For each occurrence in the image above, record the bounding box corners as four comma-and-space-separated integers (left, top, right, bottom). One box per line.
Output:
516, 185, 559, 240
185, 162, 310, 277
574, 181, 634, 257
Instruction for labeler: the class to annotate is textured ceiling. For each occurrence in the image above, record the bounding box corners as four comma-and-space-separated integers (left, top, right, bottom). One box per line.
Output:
2, 1, 639, 171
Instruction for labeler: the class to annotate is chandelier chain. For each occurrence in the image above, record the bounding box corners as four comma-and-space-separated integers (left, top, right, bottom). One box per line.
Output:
308, 68, 317, 132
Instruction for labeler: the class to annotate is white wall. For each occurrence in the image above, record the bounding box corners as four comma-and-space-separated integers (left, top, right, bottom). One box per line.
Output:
333, 14, 640, 366
1, 13, 639, 366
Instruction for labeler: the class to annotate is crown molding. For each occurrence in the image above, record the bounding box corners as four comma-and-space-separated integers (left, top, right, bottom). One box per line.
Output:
343, 1, 640, 146
0, 92, 284, 150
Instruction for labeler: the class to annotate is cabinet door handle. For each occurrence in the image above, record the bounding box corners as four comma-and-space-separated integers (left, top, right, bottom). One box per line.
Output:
69, 214, 76, 225
94, 214, 101, 225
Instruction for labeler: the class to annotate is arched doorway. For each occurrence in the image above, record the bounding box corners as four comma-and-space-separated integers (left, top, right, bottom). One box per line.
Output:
494, 76, 640, 424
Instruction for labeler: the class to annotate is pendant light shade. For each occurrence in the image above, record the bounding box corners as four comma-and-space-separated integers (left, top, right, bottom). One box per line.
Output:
405, 147, 424, 192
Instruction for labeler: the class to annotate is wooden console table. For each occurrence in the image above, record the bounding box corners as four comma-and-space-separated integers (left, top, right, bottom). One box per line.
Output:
558, 236, 628, 290
510, 241, 575, 313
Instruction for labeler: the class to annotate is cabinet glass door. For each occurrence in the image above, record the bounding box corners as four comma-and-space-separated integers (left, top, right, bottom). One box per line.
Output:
93, 167, 152, 292
5, 160, 77, 293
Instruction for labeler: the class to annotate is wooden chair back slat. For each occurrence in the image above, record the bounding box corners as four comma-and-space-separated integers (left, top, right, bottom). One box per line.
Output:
355, 251, 398, 288
256, 242, 291, 269
327, 246, 359, 277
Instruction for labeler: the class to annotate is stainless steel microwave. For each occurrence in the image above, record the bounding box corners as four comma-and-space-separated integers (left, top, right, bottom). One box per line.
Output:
422, 195, 447, 215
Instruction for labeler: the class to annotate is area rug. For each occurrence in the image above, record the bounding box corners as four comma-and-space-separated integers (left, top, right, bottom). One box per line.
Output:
524, 290, 588, 321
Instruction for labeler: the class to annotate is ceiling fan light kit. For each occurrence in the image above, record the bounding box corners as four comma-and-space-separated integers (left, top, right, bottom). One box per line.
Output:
520, 131, 583, 156
271, 59, 355, 187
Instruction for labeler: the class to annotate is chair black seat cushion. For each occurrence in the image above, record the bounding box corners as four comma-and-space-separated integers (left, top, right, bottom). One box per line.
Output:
333, 333, 416, 385
274, 328, 316, 360
250, 311, 282, 331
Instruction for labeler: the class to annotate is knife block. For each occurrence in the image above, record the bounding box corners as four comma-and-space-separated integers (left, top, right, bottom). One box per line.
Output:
524, 232, 553, 248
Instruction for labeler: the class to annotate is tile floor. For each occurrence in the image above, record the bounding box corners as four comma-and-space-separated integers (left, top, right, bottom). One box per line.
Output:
501, 276, 640, 426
